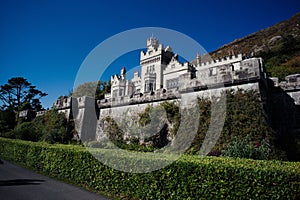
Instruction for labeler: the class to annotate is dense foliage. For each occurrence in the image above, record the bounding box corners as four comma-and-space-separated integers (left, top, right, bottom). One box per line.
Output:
1, 109, 75, 144
0, 77, 48, 134
222, 135, 271, 160
0, 137, 299, 200
0, 109, 15, 134
99, 101, 180, 151
187, 89, 275, 157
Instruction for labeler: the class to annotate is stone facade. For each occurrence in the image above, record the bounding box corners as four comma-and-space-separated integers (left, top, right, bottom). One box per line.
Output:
105, 37, 266, 106
271, 74, 300, 105
53, 96, 72, 119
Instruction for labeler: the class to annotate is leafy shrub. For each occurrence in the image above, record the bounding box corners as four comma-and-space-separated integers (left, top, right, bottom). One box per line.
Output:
11, 109, 75, 144
35, 109, 73, 144
100, 116, 124, 143
187, 89, 274, 157
0, 137, 299, 200
0, 109, 15, 135
222, 135, 271, 160
13, 122, 40, 142
138, 103, 175, 148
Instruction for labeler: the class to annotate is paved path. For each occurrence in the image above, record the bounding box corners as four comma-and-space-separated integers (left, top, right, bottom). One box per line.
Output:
0, 160, 111, 200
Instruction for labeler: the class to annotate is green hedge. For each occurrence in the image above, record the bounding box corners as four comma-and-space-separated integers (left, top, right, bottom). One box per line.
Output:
0, 137, 299, 199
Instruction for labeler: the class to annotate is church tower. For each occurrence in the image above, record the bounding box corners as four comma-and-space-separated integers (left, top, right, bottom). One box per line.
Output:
140, 37, 174, 93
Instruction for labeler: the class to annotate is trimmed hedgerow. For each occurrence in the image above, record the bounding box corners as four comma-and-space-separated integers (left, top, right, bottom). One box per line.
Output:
0, 137, 299, 199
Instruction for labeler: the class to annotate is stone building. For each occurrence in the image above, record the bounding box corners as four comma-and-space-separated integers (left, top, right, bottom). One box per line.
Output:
140, 37, 174, 93
107, 37, 265, 104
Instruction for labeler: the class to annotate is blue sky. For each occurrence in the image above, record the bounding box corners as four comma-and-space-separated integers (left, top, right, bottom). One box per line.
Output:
0, 0, 299, 108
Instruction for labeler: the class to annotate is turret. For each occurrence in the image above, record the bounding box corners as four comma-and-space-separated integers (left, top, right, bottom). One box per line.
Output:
147, 37, 159, 50
121, 67, 126, 80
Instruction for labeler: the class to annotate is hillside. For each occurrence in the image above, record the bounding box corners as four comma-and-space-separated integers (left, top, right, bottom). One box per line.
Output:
208, 12, 300, 80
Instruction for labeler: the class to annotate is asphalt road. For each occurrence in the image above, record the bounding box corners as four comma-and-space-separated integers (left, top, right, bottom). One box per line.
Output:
0, 160, 111, 200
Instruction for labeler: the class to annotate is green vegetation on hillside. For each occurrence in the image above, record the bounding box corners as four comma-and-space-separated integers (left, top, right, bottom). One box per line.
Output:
258, 35, 300, 80
210, 12, 300, 80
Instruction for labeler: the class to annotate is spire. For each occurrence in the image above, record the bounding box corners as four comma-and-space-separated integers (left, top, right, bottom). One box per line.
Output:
120, 67, 126, 79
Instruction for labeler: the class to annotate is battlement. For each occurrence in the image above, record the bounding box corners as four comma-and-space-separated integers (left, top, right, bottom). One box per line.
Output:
140, 44, 163, 59
75, 96, 95, 109
36, 110, 47, 117
97, 88, 179, 108
53, 96, 72, 109
147, 36, 159, 49
199, 54, 243, 68
276, 74, 300, 91
111, 67, 126, 83
19, 109, 36, 119
140, 37, 173, 62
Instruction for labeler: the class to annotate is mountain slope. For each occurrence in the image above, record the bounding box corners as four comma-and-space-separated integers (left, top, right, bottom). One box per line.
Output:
208, 12, 300, 80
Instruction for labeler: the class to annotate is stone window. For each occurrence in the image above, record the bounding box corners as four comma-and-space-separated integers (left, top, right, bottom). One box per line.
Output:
119, 89, 124, 96
150, 65, 155, 73
147, 65, 155, 74
209, 68, 217, 76
113, 90, 118, 98
145, 80, 155, 92
166, 78, 179, 89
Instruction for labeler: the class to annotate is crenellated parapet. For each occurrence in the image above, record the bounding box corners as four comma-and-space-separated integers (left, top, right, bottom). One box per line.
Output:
278, 74, 300, 91
18, 109, 36, 120
75, 96, 95, 109
36, 110, 47, 117
53, 96, 72, 110
271, 74, 300, 105
197, 54, 243, 68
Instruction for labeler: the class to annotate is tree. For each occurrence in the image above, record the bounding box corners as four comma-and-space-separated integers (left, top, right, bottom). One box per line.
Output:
72, 80, 111, 100
0, 77, 47, 112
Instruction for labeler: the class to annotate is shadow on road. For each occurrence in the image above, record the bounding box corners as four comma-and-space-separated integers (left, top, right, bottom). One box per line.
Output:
0, 179, 45, 186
